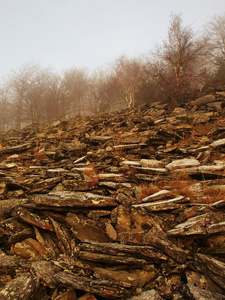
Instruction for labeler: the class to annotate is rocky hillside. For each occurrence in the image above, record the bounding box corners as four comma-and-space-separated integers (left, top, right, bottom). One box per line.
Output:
1, 87, 225, 299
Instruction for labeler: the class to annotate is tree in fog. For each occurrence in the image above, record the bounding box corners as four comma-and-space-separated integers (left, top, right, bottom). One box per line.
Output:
44, 73, 69, 122
8, 64, 38, 129
89, 69, 120, 113
204, 13, 225, 80
152, 13, 207, 104
205, 13, 225, 60
111, 56, 143, 108
62, 68, 89, 117
23, 67, 53, 124
0, 87, 9, 132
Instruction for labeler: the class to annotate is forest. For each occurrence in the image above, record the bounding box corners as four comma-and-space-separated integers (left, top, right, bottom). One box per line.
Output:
0, 13, 225, 132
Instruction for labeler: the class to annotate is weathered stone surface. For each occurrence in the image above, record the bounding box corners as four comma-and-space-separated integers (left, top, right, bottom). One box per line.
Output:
72, 220, 110, 243
32, 191, 118, 207
191, 94, 216, 106
193, 253, 225, 290
1, 90, 225, 298
142, 228, 188, 263
140, 189, 171, 203
31, 260, 61, 288
132, 196, 188, 211
127, 289, 163, 300
165, 158, 200, 171
185, 283, 225, 300
210, 137, 225, 148
0, 273, 40, 300
54, 271, 131, 299
167, 212, 225, 237
0, 198, 28, 218
1, 143, 31, 154
12, 207, 54, 231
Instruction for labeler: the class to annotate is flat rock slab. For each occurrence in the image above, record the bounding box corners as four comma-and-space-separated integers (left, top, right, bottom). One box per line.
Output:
77, 241, 168, 261
0, 273, 40, 300
140, 159, 165, 168
140, 190, 171, 203
54, 271, 131, 299
12, 207, 54, 231
0, 254, 31, 270
166, 158, 200, 171
132, 196, 188, 211
0, 198, 28, 218
130, 166, 167, 175
167, 212, 225, 237
191, 94, 216, 106
207, 221, 225, 234
210, 138, 225, 148
89, 136, 112, 143
193, 253, 225, 290
142, 229, 187, 263
185, 283, 225, 300
1, 143, 31, 154
72, 220, 110, 243
32, 191, 118, 207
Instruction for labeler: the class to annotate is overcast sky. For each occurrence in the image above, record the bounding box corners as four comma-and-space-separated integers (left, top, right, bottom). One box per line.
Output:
0, 0, 224, 80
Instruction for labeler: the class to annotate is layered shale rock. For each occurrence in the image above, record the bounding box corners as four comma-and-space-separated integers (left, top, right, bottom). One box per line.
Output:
1, 88, 225, 299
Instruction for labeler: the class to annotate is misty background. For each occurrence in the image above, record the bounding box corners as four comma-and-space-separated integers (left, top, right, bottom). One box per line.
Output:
0, 0, 224, 79
0, 0, 225, 132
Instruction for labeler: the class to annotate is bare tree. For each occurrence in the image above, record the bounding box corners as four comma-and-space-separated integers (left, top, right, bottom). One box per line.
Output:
23, 67, 52, 124
0, 87, 9, 132
204, 13, 225, 81
8, 64, 39, 129
153, 13, 208, 104
111, 56, 143, 108
89, 68, 120, 114
42, 73, 69, 122
205, 13, 225, 60
62, 68, 89, 117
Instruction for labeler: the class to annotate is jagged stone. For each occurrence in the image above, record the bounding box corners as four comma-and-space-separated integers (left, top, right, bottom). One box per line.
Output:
167, 212, 225, 237
0, 198, 28, 218
132, 196, 188, 211
1, 93, 225, 298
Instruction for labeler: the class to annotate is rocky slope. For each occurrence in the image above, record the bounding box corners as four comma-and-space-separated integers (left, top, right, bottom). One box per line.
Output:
1, 88, 225, 299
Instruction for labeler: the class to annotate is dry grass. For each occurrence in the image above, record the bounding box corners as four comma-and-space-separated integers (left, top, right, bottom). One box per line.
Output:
203, 187, 225, 204
174, 119, 225, 148
158, 171, 196, 199
138, 183, 160, 200
113, 147, 125, 156
34, 151, 48, 160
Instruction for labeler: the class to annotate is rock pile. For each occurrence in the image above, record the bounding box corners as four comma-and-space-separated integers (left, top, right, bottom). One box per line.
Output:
1, 90, 225, 299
